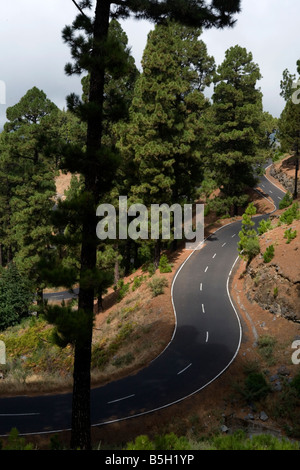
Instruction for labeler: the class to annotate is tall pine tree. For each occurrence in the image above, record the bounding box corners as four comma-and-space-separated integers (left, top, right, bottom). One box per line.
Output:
51, 0, 241, 449
209, 45, 264, 215
119, 20, 214, 263
279, 60, 300, 199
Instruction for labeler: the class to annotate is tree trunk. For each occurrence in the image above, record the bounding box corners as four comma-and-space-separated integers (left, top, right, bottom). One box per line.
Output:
70, 0, 111, 450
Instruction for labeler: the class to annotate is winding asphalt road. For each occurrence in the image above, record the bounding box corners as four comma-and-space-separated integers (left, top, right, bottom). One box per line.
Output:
0, 166, 285, 437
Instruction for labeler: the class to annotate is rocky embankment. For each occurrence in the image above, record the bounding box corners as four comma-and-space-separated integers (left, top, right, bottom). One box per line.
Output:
244, 216, 300, 323
270, 156, 299, 195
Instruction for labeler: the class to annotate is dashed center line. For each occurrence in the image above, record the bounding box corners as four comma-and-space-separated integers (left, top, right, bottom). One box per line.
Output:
202, 304, 205, 313
212, 253, 217, 259
205, 266, 208, 273
206, 331, 209, 343
107, 394, 135, 404
231, 234, 236, 238
222, 242, 226, 247
200, 283, 202, 291
177, 363, 192, 375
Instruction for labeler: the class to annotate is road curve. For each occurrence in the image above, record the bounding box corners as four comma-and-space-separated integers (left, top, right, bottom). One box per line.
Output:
0, 166, 286, 437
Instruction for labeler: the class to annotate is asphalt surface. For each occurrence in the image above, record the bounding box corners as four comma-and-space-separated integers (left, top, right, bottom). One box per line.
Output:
0, 166, 286, 436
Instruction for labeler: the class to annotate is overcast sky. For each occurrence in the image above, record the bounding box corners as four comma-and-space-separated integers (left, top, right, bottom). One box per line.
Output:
0, 0, 299, 130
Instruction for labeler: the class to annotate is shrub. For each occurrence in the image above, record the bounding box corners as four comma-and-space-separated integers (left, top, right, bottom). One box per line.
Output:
284, 228, 297, 244
257, 335, 277, 364
280, 202, 299, 225
291, 372, 300, 398
158, 254, 172, 273
243, 372, 271, 402
0, 264, 34, 331
116, 279, 130, 302
132, 275, 144, 291
279, 192, 293, 210
263, 244, 274, 263
148, 276, 168, 297
258, 219, 273, 235
126, 433, 191, 450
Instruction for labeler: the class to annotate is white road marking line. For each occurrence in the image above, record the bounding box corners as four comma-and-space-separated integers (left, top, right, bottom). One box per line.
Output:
278, 196, 281, 200
177, 363, 192, 375
231, 234, 236, 238
202, 304, 205, 313
262, 184, 265, 188
200, 283, 202, 291
107, 394, 135, 404
206, 331, 209, 343
212, 253, 217, 259
222, 242, 226, 247
205, 266, 208, 273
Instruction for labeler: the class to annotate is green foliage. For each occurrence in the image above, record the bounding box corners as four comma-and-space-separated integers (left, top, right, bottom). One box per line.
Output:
258, 218, 273, 235
148, 276, 168, 297
291, 372, 300, 398
211, 430, 299, 451
209, 45, 265, 214
0, 428, 34, 450
280, 203, 300, 225
91, 322, 133, 370
238, 203, 260, 263
0, 264, 34, 331
124, 430, 299, 451
242, 372, 271, 402
263, 244, 275, 263
132, 275, 145, 291
116, 279, 130, 302
279, 192, 293, 209
284, 227, 297, 244
126, 432, 191, 450
257, 334, 277, 364
158, 254, 172, 273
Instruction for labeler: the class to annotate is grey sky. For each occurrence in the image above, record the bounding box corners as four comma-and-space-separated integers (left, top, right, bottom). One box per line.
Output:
0, 0, 299, 130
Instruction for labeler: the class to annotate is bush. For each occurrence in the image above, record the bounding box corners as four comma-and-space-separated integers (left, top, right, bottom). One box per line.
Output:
116, 279, 130, 302
291, 372, 300, 398
132, 275, 144, 291
126, 433, 191, 450
257, 335, 277, 364
158, 254, 172, 273
243, 372, 271, 402
148, 276, 168, 297
279, 192, 293, 210
0, 264, 34, 331
280, 202, 299, 225
258, 219, 273, 235
263, 244, 274, 263
284, 228, 297, 244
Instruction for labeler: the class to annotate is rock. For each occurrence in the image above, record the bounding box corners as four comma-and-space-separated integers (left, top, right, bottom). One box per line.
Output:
277, 365, 290, 376
220, 425, 229, 433
273, 381, 282, 392
260, 411, 268, 422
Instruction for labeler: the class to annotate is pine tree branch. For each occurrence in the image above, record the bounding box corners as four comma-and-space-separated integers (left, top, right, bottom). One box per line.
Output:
71, 0, 88, 18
